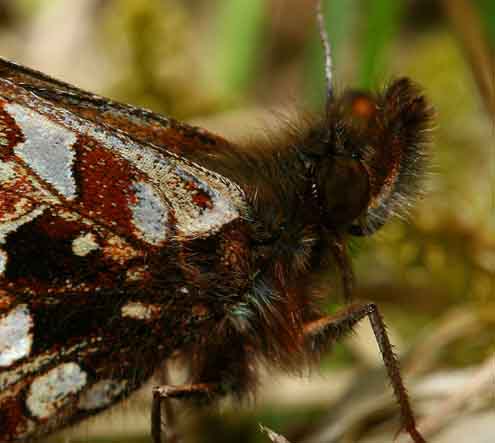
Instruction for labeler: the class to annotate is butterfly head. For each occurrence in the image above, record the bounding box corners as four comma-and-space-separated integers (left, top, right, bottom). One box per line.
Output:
305, 78, 432, 236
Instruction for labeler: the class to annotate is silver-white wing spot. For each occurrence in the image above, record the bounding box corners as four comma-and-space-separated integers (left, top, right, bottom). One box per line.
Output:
125, 265, 148, 282
0, 341, 88, 391
0, 249, 6, 275
170, 166, 240, 237
8, 91, 248, 237
0, 161, 34, 223
0, 160, 17, 182
0, 304, 33, 367
121, 301, 161, 321
129, 181, 168, 245
7, 103, 77, 200
72, 232, 99, 256
26, 362, 87, 419
78, 379, 127, 410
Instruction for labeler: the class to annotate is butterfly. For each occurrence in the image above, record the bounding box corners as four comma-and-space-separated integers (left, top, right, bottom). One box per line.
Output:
0, 3, 432, 442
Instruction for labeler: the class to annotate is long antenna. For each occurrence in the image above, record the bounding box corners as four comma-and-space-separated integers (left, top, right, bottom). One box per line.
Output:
316, 0, 334, 106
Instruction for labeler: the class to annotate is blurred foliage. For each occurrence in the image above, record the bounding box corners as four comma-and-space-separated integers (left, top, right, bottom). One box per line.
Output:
0, 0, 493, 442
214, 0, 266, 101
304, 0, 354, 106
101, 0, 189, 113
476, 0, 495, 43
356, 0, 403, 89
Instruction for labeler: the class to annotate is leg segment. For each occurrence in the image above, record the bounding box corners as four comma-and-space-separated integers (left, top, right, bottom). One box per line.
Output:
329, 234, 355, 302
303, 303, 425, 443
151, 383, 220, 443
151, 325, 255, 442
152, 365, 180, 443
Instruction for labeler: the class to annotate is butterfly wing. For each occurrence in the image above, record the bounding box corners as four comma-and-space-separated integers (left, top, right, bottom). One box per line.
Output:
0, 57, 231, 156
0, 61, 248, 441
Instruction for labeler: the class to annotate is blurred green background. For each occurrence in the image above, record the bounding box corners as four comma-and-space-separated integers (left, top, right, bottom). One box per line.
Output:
0, 0, 493, 442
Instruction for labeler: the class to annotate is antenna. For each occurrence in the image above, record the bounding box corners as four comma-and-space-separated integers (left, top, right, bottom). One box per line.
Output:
316, 0, 334, 107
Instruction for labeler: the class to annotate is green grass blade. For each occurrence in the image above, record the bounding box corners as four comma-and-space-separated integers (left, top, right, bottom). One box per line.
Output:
215, 0, 266, 101
358, 0, 403, 89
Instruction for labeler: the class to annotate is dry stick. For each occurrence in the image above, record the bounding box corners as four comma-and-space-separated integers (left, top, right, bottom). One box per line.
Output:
396, 354, 495, 443
438, 6, 495, 443
440, 0, 495, 118
259, 424, 293, 443
404, 307, 479, 377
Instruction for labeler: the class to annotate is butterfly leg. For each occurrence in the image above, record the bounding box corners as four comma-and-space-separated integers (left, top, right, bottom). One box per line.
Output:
303, 303, 426, 443
152, 364, 181, 443
151, 382, 220, 443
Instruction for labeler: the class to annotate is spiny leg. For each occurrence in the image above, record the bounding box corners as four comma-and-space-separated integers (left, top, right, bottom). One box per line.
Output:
153, 364, 180, 443
303, 303, 426, 443
151, 383, 220, 443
